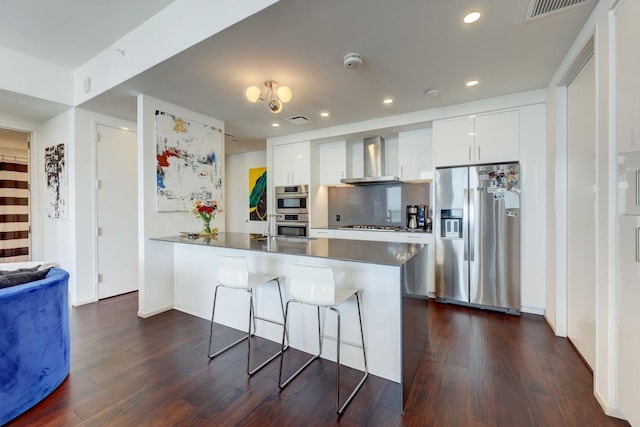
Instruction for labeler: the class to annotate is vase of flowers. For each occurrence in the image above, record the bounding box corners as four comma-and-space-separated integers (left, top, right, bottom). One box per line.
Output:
191, 200, 218, 235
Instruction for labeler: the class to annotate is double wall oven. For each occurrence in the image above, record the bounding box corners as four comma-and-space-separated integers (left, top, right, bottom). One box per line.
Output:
275, 185, 309, 237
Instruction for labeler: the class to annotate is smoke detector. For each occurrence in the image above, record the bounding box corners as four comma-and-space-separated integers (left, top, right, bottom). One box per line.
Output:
343, 53, 363, 70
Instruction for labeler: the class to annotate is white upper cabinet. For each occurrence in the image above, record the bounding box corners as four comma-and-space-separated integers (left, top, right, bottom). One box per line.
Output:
617, 88, 640, 153
474, 110, 520, 164
319, 141, 348, 185
616, 0, 640, 92
398, 129, 433, 180
433, 116, 474, 167
433, 110, 519, 167
273, 141, 310, 186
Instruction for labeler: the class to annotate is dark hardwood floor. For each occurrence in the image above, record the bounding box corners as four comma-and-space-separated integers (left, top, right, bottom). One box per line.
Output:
8, 292, 629, 426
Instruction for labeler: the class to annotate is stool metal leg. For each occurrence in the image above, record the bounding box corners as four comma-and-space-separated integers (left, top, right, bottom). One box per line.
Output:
333, 292, 369, 416
278, 300, 322, 389
209, 279, 289, 377
208, 284, 248, 359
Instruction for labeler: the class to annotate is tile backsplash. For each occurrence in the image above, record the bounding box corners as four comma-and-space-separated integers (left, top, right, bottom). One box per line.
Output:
328, 182, 430, 227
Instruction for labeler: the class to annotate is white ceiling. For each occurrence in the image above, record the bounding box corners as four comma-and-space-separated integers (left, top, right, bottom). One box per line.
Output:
0, 0, 596, 154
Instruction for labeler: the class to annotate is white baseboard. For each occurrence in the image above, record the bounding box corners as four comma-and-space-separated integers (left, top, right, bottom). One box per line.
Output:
137, 304, 173, 318
595, 390, 626, 421
72, 297, 98, 306
520, 305, 545, 315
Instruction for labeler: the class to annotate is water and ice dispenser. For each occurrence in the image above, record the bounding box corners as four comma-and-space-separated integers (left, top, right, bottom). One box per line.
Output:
440, 209, 463, 238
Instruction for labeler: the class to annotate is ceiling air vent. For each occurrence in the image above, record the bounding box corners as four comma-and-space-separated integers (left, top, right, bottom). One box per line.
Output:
525, 0, 594, 22
285, 115, 311, 126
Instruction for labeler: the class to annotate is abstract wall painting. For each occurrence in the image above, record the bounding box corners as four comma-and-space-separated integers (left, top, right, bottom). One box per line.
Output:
44, 143, 68, 219
155, 110, 223, 212
249, 167, 267, 221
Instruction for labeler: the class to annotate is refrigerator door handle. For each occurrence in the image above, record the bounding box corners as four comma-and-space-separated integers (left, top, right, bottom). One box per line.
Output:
463, 189, 469, 261
469, 188, 474, 261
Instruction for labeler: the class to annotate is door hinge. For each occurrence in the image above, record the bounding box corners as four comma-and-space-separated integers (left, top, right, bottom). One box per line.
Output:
96, 179, 102, 190
96, 132, 102, 143
98, 274, 103, 283
97, 227, 103, 236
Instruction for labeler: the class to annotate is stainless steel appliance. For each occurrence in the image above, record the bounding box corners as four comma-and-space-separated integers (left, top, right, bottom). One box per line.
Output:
340, 136, 400, 185
435, 162, 521, 314
406, 205, 418, 229
275, 185, 308, 214
276, 213, 309, 238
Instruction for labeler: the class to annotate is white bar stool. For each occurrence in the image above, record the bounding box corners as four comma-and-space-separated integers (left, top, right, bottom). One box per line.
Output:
278, 263, 368, 415
208, 254, 288, 376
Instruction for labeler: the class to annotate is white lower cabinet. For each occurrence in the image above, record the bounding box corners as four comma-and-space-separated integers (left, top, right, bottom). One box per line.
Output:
334, 229, 398, 242
617, 214, 640, 426
395, 232, 434, 244
309, 228, 336, 238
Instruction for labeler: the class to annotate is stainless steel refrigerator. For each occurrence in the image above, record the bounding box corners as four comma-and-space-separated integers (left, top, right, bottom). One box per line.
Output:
435, 163, 520, 314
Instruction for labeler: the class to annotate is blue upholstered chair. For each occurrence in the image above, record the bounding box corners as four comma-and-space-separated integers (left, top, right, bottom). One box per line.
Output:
0, 268, 70, 425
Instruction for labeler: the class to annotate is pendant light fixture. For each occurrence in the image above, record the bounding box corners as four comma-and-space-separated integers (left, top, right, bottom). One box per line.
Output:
245, 80, 292, 113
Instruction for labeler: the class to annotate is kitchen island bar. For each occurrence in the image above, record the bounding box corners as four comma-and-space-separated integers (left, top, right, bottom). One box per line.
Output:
148, 232, 428, 411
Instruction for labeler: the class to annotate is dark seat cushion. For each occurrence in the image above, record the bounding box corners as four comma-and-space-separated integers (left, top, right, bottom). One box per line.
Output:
0, 267, 51, 289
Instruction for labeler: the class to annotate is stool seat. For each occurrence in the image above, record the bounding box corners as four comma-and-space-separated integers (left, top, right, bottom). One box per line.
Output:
208, 254, 288, 376
278, 263, 368, 416
224, 272, 281, 289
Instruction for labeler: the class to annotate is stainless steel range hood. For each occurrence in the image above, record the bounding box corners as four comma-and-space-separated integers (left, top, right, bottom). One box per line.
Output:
340, 136, 400, 185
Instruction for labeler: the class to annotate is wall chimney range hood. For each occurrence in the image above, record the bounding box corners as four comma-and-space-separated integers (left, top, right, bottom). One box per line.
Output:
340, 136, 400, 185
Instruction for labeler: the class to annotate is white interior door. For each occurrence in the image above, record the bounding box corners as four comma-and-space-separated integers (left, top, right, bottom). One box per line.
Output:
566, 56, 596, 369
97, 125, 138, 299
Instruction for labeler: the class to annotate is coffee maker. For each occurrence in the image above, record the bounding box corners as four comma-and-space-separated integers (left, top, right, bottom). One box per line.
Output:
406, 205, 418, 229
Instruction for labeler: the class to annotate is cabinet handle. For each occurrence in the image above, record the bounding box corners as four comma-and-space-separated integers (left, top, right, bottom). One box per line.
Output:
636, 169, 640, 206
400, 165, 404, 178
478, 145, 481, 160
468, 147, 472, 161
636, 227, 640, 263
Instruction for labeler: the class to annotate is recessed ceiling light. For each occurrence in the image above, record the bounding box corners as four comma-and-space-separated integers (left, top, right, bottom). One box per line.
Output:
465, 80, 479, 87
271, 123, 280, 127
383, 98, 393, 104
320, 112, 330, 117
464, 11, 481, 24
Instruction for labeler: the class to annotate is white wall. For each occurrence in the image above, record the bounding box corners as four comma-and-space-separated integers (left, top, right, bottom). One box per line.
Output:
226, 150, 267, 234
137, 94, 225, 317
545, 0, 618, 416
41, 110, 77, 299
40, 108, 137, 305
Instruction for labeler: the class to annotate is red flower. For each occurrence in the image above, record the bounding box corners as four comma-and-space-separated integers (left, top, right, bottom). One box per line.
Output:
198, 205, 214, 214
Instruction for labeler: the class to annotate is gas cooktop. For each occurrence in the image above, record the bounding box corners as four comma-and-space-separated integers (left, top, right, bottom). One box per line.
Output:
338, 224, 403, 232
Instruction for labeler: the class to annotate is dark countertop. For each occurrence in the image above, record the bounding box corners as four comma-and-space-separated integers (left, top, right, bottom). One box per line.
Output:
151, 232, 424, 267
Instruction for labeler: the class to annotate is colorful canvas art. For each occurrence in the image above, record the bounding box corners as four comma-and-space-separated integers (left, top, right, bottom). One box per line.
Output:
44, 143, 67, 218
249, 167, 267, 221
155, 110, 223, 212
